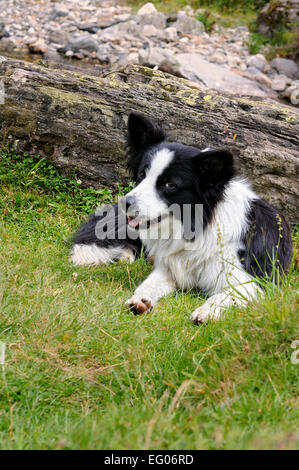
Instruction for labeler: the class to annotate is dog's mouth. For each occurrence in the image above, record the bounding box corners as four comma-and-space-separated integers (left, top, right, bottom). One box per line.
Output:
127, 215, 163, 230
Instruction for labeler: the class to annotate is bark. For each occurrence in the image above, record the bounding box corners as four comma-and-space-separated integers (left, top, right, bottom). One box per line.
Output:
0, 55, 298, 223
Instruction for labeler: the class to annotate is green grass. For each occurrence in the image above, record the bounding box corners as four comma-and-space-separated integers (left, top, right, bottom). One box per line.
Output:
128, 0, 263, 29
129, 0, 297, 57
0, 150, 298, 450
246, 29, 299, 60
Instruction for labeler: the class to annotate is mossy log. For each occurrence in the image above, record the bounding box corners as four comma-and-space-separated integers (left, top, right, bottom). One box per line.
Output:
0, 55, 298, 223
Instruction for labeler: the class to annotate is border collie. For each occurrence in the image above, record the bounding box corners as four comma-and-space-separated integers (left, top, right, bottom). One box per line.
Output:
70, 113, 292, 323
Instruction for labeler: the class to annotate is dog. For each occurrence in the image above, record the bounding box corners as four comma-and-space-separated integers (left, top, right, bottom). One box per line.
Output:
70, 113, 292, 323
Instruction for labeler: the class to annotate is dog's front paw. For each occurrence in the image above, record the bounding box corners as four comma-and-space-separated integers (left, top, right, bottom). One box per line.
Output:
190, 302, 222, 324
125, 296, 152, 315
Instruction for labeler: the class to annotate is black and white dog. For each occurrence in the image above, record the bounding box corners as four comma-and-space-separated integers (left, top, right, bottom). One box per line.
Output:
70, 113, 292, 323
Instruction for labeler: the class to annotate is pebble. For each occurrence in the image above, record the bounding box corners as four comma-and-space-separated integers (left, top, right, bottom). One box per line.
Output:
0, 0, 297, 105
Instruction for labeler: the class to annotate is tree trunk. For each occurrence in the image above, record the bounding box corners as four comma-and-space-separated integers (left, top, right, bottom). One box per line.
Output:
0, 55, 298, 223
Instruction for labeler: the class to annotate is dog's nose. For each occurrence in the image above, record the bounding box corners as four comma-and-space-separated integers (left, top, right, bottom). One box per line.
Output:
125, 195, 136, 212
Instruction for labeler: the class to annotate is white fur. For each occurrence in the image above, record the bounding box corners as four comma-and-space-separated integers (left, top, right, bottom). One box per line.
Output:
70, 243, 134, 266
126, 148, 174, 223
127, 176, 262, 321
126, 265, 176, 308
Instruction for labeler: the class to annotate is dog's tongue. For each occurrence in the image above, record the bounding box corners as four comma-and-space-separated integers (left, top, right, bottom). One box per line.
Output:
128, 217, 140, 228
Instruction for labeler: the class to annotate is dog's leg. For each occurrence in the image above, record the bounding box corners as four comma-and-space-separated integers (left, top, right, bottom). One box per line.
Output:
126, 266, 176, 314
70, 243, 135, 266
191, 270, 262, 324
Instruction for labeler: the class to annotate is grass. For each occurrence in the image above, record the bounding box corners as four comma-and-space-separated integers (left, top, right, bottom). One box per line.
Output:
0, 149, 298, 450
246, 29, 299, 60
128, 0, 297, 57
128, 0, 259, 29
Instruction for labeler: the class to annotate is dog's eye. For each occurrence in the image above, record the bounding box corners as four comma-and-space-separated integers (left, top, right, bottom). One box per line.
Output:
164, 182, 177, 190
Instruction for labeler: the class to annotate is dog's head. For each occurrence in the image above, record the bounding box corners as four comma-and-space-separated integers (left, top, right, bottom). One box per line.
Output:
124, 113, 235, 237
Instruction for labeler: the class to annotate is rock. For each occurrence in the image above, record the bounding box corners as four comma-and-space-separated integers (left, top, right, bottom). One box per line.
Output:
246, 54, 267, 72
142, 25, 157, 37
100, 20, 139, 41
127, 52, 139, 64
271, 75, 289, 91
76, 23, 100, 34
210, 52, 226, 64
256, 1, 299, 38
60, 34, 99, 53
0, 21, 9, 39
1, 58, 298, 223
137, 12, 166, 29
139, 47, 175, 68
173, 11, 205, 35
96, 45, 110, 63
270, 58, 299, 79
49, 29, 69, 45
163, 27, 178, 42
27, 38, 47, 54
283, 81, 299, 102
255, 72, 272, 88
176, 53, 268, 97
96, 18, 119, 29
65, 50, 74, 57
136, 3, 157, 16
136, 2, 166, 29
246, 66, 260, 76
49, 7, 69, 22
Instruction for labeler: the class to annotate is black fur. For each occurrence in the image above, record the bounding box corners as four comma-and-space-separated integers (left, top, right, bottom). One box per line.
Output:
73, 203, 142, 256
239, 199, 292, 279
127, 113, 165, 180
72, 113, 292, 280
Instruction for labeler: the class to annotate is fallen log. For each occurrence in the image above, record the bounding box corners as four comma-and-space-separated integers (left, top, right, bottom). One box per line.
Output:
0, 55, 298, 223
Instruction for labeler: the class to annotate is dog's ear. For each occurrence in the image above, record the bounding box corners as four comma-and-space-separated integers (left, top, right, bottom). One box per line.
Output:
128, 113, 165, 151
127, 113, 165, 179
195, 149, 235, 186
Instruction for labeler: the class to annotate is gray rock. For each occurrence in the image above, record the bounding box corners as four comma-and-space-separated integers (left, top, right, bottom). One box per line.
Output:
163, 27, 178, 42
0, 21, 9, 39
173, 12, 205, 35
246, 54, 267, 72
139, 47, 175, 68
176, 53, 268, 97
76, 23, 100, 34
49, 30, 68, 45
255, 72, 272, 88
60, 34, 99, 53
137, 12, 166, 29
210, 52, 226, 64
49, 8, 69, 21
256, 1, 299, 38
99, 20, 139, 41
142, 25, 158, 37
136, 3, 157, 16
270, 58, 299, 79
246, 66, 260, 76
96, 45, 110, 63
271, 75, 289, 92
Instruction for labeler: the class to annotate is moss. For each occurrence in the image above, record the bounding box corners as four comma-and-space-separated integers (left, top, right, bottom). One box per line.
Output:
139, 67, 155, 77
43, 144, 54, 157
39, 86, 99, 107
0, 106, 36, 135
176, 90, 200, 107
161, 92, 172, 102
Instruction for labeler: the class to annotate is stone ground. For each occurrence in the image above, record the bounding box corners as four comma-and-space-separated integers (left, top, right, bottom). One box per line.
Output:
0, 0, 298, 103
